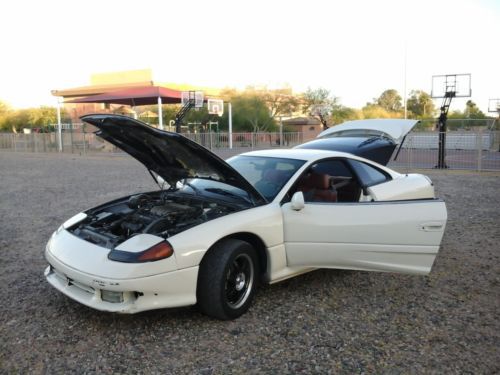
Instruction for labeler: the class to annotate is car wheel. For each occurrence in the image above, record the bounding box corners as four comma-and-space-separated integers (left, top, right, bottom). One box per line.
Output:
197, 239, 258, 320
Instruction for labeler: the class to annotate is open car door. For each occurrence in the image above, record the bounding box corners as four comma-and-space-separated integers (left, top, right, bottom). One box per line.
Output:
281, 198, 447, 275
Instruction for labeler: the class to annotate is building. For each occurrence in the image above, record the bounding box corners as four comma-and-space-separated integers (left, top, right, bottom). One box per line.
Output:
282, 117, 323, 140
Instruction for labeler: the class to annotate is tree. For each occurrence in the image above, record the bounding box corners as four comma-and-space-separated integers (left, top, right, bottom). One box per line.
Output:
0, 100, 11, 131
330, 105, 362, 124
257, 87, 300, 120
361, 103, 396, 119
376, 89, 402, 112
231, 93, 275, 132
302, 88, 339, 129
0, 106, 69, 132
210, 90, 275, 132
464, 100, 486, 119
406, 90, 435, 118
0, 100, 9, 116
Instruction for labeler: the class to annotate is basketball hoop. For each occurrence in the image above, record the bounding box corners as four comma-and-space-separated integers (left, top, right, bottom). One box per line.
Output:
431, 74, 471, 98
208, 99, 224, 117
488, 98, 500, 114
181, 91, 204, 108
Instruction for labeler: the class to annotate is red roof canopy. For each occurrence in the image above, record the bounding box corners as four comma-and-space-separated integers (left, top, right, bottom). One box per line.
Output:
66, 86, 182, 106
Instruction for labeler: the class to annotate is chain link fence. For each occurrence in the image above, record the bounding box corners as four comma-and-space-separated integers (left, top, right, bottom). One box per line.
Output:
388, 119, 499, 171
0, 125, 307, 157
1, 119, 499, 171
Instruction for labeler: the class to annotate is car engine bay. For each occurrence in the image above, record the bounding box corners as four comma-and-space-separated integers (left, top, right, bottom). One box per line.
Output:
68, 192, 242, 248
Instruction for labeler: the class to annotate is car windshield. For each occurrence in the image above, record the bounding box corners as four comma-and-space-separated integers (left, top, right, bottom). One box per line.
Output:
227, 155, 305, 201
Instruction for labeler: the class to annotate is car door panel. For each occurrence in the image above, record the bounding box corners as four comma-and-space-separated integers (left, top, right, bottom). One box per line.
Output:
282, 199, 447, 275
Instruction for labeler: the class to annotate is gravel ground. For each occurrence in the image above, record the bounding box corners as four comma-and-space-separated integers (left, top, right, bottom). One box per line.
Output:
0, 151, 499, 374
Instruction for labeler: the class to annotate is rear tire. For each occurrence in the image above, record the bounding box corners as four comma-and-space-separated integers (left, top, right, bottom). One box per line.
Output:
197, 239, 258, 320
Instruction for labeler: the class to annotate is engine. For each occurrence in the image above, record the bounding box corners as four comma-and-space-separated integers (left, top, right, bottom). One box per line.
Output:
69, 192, 238, 248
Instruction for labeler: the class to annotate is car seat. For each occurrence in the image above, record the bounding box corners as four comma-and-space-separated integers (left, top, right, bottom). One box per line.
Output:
297, 172, 338, 202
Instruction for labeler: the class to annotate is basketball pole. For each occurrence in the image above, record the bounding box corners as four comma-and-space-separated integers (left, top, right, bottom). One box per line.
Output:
228, 102, 233, 149
157, 96, 163, 130
431, 74, 471, 169
403, 43, 407, 119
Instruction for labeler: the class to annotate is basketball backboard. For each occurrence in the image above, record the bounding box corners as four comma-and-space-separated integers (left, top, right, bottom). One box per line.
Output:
207, 99, 224, 116
181, 91, 204, 108
488, 98, 500, 113
431, 74, 471, 98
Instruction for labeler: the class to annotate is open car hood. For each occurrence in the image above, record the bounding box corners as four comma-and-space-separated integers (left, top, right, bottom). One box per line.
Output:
82, 114, 266, 204
318, 119, 419, 143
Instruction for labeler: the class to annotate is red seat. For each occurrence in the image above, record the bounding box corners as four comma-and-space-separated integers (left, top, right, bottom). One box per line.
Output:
297, 172, 337, 202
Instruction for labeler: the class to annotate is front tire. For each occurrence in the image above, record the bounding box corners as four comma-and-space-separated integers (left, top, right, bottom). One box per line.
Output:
197, 239, 258, 320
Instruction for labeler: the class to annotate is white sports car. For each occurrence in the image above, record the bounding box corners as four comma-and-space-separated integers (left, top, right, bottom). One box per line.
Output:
45, 115, 447, 320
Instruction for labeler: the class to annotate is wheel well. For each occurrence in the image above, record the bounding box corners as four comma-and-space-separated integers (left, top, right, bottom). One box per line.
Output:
205, 232, 268, 277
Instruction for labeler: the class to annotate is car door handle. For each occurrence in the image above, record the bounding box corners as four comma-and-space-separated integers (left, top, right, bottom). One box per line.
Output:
420, 222, 444, 231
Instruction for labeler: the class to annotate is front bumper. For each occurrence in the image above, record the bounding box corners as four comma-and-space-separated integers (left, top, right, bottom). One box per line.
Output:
45, 250, 199, 314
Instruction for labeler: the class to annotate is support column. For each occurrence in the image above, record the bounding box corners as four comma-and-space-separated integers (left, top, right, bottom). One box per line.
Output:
279, 116, 283, 146
228, 102, 233, 149
56, 98, 62, 152
158, 97, 163, 130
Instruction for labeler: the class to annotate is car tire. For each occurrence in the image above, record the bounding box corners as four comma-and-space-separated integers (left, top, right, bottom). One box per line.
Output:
197, 239, 259, 320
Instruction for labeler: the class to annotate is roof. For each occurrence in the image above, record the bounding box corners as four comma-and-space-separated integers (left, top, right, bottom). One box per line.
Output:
51, 81, 155, 98
52, 81, 222, 99
64, 86, 182, 106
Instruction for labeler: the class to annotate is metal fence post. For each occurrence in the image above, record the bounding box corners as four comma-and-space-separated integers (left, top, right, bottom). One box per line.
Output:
83, 125, 87, 155
477, 128, 483, 172
70, 124, 74, 154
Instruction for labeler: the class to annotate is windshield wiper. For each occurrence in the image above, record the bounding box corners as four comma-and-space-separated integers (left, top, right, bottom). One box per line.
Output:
204, 188, 252, 204
358, 136, 382, 147
182, 179, 200, 195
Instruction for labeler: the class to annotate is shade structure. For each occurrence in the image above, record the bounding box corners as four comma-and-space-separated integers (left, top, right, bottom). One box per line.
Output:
65, 86, 182, 106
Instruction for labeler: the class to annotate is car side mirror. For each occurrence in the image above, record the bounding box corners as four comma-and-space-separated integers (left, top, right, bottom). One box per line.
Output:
291, 191, 305, 211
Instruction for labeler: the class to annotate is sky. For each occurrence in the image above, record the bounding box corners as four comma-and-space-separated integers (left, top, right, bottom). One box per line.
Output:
1, 0, 499, 113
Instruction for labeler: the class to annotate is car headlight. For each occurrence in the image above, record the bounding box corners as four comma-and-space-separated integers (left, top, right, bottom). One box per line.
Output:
108, 241, 174, 263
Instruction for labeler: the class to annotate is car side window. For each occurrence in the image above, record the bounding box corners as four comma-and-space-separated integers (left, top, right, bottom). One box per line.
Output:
287, 159, 362, 204
348, 160, 389, 187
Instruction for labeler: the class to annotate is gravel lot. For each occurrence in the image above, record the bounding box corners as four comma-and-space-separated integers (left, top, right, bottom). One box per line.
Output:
0, 151, 499, 373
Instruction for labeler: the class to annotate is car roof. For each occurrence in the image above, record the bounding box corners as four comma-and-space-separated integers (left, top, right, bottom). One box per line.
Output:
238, 148, 360, 161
